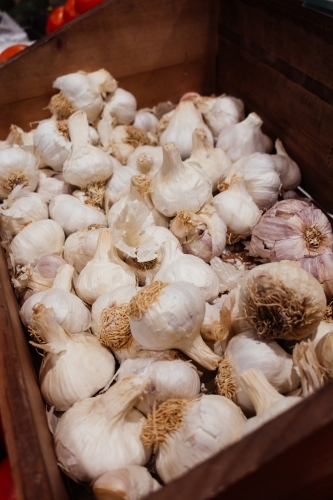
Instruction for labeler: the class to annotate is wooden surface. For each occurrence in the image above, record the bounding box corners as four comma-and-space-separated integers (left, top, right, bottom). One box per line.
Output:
0, 0, 217, 138
218, 0, 333, 213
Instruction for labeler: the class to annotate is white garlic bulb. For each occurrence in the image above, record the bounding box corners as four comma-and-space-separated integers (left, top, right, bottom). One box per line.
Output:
151, 142, 212, 217
75, 229, 136, 305
105, 160, 137, 207
140, 395, 246, 483
31, 304, 115, 412
0, 124, 33, 150
195, 94, 245, 139
272, 139, 301, 191
129, 281, 221, 370
110, 125, 154, 166
37, 169, 72, 198
33, 118, 71, 172
133, 109, 159, 135
9, 219, 65, 268
117, 358, 201, 415
0, 146, 39, 201
312, 318, 333, 348
216, 112, 273, 162
160, 100, 213, 159
54, 376, 151, 482
104, 88, 137, 125
127, 145, 163, 177
49, 194, 106, 236
63, 226, 105, 273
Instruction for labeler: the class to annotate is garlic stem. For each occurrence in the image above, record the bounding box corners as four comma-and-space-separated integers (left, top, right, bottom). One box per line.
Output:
32, 303, 69, 345
51, 264, 74, 292
182, 335, 221, 370
67, 111, 90, 151
239, 369, 284, 415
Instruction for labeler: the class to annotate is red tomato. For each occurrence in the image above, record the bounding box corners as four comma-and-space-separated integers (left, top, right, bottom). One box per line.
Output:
0, 458, 15, 500
46, 6, 66, 34
64, 0, 79, 22
74, 0, 105, 15
0, 45, 27, 63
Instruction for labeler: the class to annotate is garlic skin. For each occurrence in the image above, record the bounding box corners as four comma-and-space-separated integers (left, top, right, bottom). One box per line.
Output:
272, 139, 301, 191
105, 161, 137, 207
127, 145, 163, 177
185, 129, 232, 191
312, 319, 333, 348
293, 340, 327, 396
134, 109, 159, 135
315, 331, 333, 378
93, 466, 161, 500
239, 261, 326, 341
117, 358, 201, 415
37, 169, 72, 198
300, 254, 333, 302
9, 219, 65, 268
0, 146, 39, 201
140, 395, 246, 483
104, 88, 137, 125
151, 142, 212, 217
54, 376, 151, 483
210, 257, 248, 294
212, 174, 262, 240
75, 229, 136, 305
153, 240, 220, 301
160, 100, 213, 159
195, 94, 245, 140
0, 124, 33, 150
129, 281, 221, 370
31, 304, 115, 412
111, 125, 153, 165
64, 226, 105, 273
33, 118, 71, 172
49, 194, 106, 236
216, 112, 273, 162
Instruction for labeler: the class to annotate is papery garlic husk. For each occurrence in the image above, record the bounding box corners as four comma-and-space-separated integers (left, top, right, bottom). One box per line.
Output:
272, 139, 301, 191
117, 358, 201, 415
201, 302, 228, 356
0, 146, 39, 201
129, 281, 221, 370
315, 331, 333, 379
185, 128, 232, 191
31, 304, 115, 412
293, 340, 327, 396
151, 142, 212, 217
238, 261, 326, 341
105, 160, 137, 207
0, 124, 33, 150
216, 112, 273, 162
63, 225, 105, 273
33, 118, 71, 172
20, 264, 91, 335
103, 88, 137, 125
93, 465, 161, 500
219, 285, 249, 337
170, 205, 227, 262
75, 229, 136, 305
49, 194, 106, 237
210, 257, 248, 294
52, 69, 118, 123
223, 153, 281, 210
140, 395, 246, 483
212, 174, 262, 242
239, 369, 302, 435
195, 94, 245, 140
0, 186, 48, 243
111, 125, 154, 165
9, 219, 65, 268
153, 240, 220, 301
37, 169, 72, 198
215, 330, 300, 414
160, 100, 213, 159
133, 109, 159, 136
127, 145, 163, 177
55, 376, 151, 482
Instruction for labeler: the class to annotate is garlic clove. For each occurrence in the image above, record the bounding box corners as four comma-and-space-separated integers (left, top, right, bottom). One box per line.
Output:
103, 87, 137, 125
272, 139, 301, 191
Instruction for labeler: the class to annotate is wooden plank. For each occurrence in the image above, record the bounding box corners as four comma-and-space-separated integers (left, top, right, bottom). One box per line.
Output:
217, 35, 333, 213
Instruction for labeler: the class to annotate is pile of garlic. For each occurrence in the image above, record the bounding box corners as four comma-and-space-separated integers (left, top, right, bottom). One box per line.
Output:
1, 67, 332, 499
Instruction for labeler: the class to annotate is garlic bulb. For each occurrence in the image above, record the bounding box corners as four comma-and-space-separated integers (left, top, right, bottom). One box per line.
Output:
238, 261, 326, 341
153, 240, 220, 301
37, 169, 72, 198
216, 112, 273, 162
49, 194, 106, 236
272, 139, 301, 191
9, 219, 65, 268
75, 229, 136, 305
52, 69, 117, 123
140, 395, 246, 483
0, 146, 39, 200
0, 124, 33, 150
185, 129, 232, 191
31, 304, 115, 412
170, 205, 227, 262
129, 281, 221, 370
212, 174, 262, 242
312, 314, 333, 348
133, 109, 159, 135
20, 264, 91, 334
33, 118, 71, 172
195, 94, 245, 140
300, 254, 333, 302
111, 125, 154, 165
54, 376, 151, 482
157, 108, 175, 137
240, 369, 302, 435
63, 225, 105, 273
103, 88, 137, 125
215, 330, 300, 414
151, 142, 212, 217
315, 331, 333, 378
105, 161, 137, 207
127, 145, 163, 177
223, 153, 281, 210
160, 100, 213, 159
93, 466, 161, 500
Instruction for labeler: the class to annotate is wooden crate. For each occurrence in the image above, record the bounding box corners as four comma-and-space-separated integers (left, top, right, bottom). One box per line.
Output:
1, 0, 333, 499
